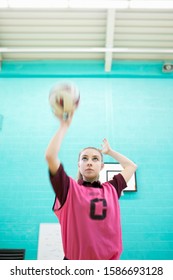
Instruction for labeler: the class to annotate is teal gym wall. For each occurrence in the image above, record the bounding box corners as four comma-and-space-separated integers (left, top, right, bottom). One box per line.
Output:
0, 61, 173, 260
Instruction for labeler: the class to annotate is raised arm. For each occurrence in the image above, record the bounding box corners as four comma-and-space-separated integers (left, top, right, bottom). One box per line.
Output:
100, 138, 137, 183
45, 115, 73, 175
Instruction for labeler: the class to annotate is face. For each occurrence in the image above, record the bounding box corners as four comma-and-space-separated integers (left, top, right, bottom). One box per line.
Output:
78, 148, 104, 183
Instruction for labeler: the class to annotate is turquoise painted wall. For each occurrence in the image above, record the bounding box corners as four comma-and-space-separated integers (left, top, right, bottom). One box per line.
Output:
0, 61, 173, 260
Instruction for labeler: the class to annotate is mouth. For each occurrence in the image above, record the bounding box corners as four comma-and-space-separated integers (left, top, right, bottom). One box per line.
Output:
85, 169, 94, 171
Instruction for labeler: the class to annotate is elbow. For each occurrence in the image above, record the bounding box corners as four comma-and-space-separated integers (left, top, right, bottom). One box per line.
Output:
45, 151, 58, 169
133, 163, 138, 172
127, 162, 137, 172
45, 151, 53, 163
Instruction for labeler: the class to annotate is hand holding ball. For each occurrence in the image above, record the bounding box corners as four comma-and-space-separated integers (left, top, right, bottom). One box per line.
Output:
49, 82, 80, 120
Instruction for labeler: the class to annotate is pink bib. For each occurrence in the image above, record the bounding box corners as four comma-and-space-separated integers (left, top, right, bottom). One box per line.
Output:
54, 177, 122, 260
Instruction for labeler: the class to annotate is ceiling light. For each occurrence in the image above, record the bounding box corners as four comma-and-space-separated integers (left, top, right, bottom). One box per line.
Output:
130, 0, 173, 9
2, 0, 69, 8
0, 0, 8, 7
69, 0, 129, 9
1, 0, 173, 9
0, 0, 129, 9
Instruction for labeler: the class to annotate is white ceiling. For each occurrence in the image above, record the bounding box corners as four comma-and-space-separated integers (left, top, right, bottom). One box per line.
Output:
0, 7, 173, 71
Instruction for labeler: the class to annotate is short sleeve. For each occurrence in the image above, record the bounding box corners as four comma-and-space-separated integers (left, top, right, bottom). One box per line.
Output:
108, 173, 127, 199
49, 164, 70, 207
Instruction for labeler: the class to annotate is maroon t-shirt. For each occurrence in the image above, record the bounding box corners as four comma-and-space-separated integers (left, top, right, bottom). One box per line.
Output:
49, 164, 127, 208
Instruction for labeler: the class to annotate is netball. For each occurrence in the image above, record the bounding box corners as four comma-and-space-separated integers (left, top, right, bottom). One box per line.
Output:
49, 82, 80, 120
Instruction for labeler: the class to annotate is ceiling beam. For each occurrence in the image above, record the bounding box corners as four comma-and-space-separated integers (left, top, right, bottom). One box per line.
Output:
1, 47, 173, 53
104, 9, 115, 72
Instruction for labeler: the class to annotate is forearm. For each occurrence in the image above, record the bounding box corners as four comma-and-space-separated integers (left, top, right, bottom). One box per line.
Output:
45, 123, 69, 160
107, 148, 137, 170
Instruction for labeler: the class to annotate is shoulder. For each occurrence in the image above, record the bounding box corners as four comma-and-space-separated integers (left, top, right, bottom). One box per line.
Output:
108, 173, 127, 198
49, 164, 70, 207
49, 164, 69, 184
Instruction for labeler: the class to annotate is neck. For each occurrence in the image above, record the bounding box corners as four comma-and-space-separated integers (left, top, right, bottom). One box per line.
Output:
83, 177, 98, 183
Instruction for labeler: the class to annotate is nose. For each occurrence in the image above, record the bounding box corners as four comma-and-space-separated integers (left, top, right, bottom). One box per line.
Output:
87, 160, 92, 166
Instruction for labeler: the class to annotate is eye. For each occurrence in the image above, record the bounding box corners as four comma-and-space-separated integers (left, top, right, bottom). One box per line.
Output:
82, 156, 88, 161
93, 157, 99, 162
